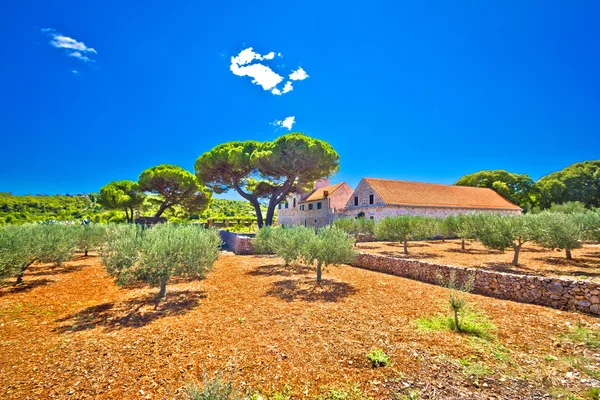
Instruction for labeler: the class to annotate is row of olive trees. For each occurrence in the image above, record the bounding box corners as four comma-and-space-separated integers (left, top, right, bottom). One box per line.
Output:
0, 223, 108, 284
254, 226, 356, 284
333, 210, 600, 265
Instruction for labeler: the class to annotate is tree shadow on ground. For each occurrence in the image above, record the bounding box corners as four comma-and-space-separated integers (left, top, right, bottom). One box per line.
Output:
247, 264, 314, 277
0, 278, 54, 297
27, 263, 90, 277
378, 251, 440, 260
384, 242, 429, 248
445, 248, 503, 255
581, 251, 600, 259
265, 277, 357, 302
483, 262, 540, 276
533, 256, 600, 269
53, 289, 206, 333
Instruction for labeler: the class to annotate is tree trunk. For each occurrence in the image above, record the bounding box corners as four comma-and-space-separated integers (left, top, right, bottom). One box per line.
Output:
316, 262, 322, 285
403, 239, 408, 255
154, 202, 169, 218
265, 179, 295, 226
453, 308, 460, 332
566, 248, 572, 260
461, 238, 465, 251
154, 280, 167, 310
15, 262, 33, 285
512, 244, 521, 266
84, 248, 89, 257
124, 208, 131, 224
232, 182, 264, 228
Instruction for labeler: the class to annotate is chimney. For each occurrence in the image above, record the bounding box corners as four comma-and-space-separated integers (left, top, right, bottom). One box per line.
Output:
323, 190, 329, 197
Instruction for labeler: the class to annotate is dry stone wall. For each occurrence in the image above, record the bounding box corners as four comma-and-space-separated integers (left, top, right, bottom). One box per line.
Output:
219, 230, 254, 255
353, 252, 600, 315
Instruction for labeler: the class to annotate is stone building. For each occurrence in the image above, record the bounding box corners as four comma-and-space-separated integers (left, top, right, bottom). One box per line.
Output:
343, 178, 522, 220
277, 179, 353, 227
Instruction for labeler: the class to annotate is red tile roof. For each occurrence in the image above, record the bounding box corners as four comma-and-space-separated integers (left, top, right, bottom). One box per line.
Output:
364, 178, 522, 211
301, 182, 345, 203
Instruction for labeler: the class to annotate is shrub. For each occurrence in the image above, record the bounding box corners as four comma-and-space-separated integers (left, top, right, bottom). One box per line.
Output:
36, 224, 79, 267
75, 223, 108, 256
184, 374, 241, 400
415, 306, 496, 340
366, 348, 389, 368
253, 226, 276, 254
374, 216, 413, 254
0, 224, 39, 283
535, 212, 585, 259
102, 224, 221, 309
101, 224, 143, 282
333, 217, 375, 244
302, 227, 355, 284
270, 226, 315, 267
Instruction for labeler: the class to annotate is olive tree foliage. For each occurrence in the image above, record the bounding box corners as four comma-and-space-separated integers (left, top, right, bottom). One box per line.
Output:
473, 214, 540, 266
333, 217, 375, 245
76, 224, 108, 256
441, 214, 479, 250
0, 224, 39, 284
36, 224, 79, 267
195, 133, 340, 227
98, 180, 146, 223
535, 212, 586, 260
271, 227, 315, 267
101, 224, 221, 309
374, 216, 439, 255
253, 225, 276, 254
138, 164, 212, 218
302, 227, 356, 285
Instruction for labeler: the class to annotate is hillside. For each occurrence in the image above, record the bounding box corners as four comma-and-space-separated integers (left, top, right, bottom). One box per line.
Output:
0, 193, 262, 224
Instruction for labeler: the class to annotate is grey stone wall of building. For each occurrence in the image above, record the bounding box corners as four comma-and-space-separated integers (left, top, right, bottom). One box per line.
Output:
219, 230, 254, 255
353, 252, 600, 315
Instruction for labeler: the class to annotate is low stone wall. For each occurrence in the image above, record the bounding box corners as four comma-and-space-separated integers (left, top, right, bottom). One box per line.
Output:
219, 231, 254, 255
353, 253, 600, 315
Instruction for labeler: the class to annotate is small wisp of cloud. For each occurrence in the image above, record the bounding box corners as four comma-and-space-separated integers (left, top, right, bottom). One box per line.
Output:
271, 116, 296, 131
41, 28, 97, 64
230, 47, 308, 96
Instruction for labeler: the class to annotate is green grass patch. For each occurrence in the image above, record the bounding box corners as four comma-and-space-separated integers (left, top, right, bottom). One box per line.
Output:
415, 307, 496, 340
366, 348, 390, 368
316, 384, 371, 400
565, 324, 600, 349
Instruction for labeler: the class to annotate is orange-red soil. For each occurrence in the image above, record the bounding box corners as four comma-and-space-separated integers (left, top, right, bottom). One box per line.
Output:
1, 253, 599, 399
357, 239, 600, 282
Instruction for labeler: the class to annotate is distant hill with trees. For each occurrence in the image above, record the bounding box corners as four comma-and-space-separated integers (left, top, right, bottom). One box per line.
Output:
0, 192, 264, 224
456, 160, 600, 211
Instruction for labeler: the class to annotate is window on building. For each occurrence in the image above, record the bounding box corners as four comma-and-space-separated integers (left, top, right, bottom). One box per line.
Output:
308, 203, 313, 210
278, 203, 281, 210
369, 194, 374, 204
370, 216, 374, 220
317, 202, 322, 209
314, 219, 317, 223
354, 196, 358, 206
300, 204, 304, 211
293, 198, 296, 207
285, 201, 288, 209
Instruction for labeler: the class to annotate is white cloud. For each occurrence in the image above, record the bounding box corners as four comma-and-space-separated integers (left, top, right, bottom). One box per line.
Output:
71, 70, 80, 75
41, 28, 97, 64
271, 116, 295, 130
289, 67, 309, 81
230, 47, 308, 96
68, 51, 95, 63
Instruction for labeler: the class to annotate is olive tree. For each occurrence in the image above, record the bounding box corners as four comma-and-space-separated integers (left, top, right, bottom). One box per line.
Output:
253, 226, 276, 254
442, 214, 479, 250
536, 212, 585, 260
0, 224, 39, 284
36, 224, 79, 267
374, 216, 437, 255
271, 226, 314, 267
474, 214, 539, 266
302, 227, 356, 285
102, 224, 221, 308
75, 224, 107, 256
333, 217, 375, 246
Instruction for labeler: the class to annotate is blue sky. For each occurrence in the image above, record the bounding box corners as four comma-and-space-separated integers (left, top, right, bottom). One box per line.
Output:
1, 1, 599, 199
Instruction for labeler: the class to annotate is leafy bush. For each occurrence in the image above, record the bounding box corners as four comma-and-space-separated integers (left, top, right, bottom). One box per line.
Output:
535, 212, 585, 259
36, 224, 79, 266
415, 306, 496, 340
302, 227, 355, 284
253, 226, 276, 254
102, 224, 221, 308
366, 348, 389, 368
184, 374, 241, 400
75, 224, 108, 256
333, 217, 375, 243
0, 224, 39, 283
374, 216, 439, 254
271, 226, 315, 267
